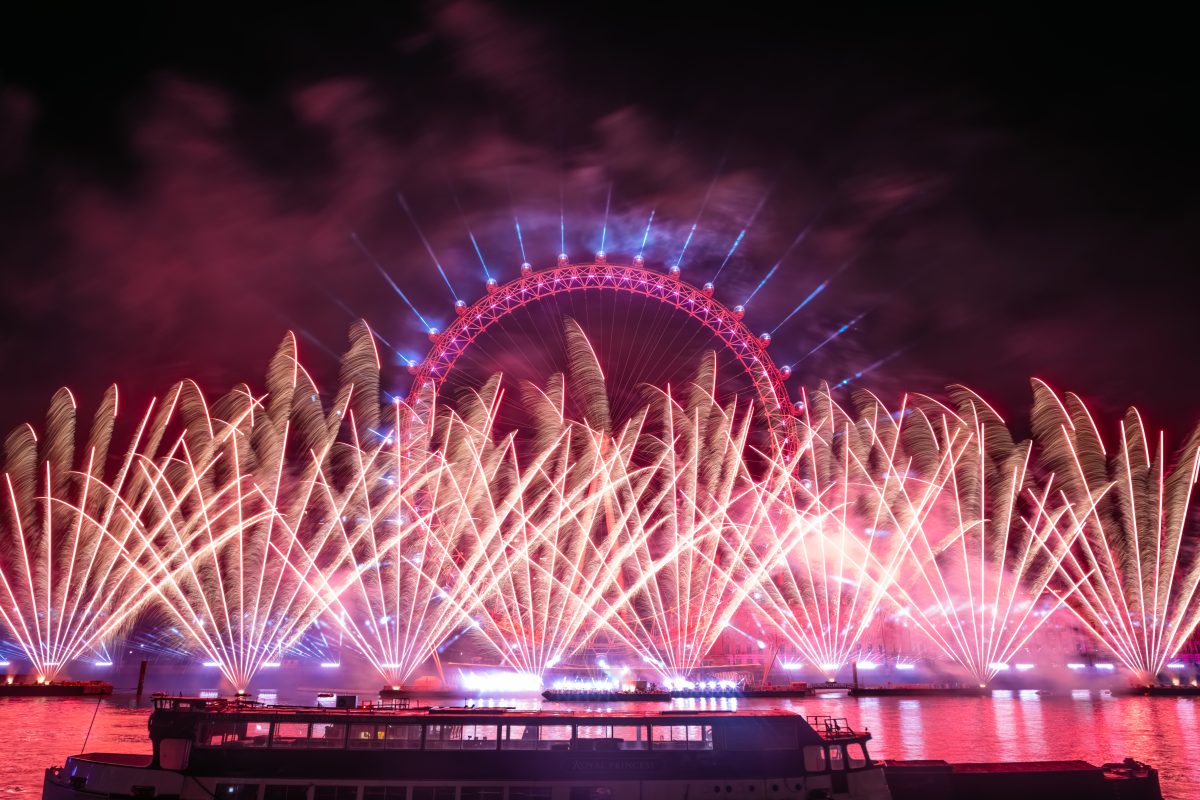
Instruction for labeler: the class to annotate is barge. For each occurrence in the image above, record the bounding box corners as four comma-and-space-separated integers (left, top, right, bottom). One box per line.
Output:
848, 686, 990, 698
1112, 685, 1200, 697
541, 688, 672, 702
0, 677, 112, 697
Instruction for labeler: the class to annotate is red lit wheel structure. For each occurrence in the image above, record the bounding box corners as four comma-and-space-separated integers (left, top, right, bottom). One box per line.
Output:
405, 258, 797, 452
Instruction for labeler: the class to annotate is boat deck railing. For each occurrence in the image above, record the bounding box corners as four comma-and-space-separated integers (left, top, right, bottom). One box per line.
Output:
806, 715, 864, 740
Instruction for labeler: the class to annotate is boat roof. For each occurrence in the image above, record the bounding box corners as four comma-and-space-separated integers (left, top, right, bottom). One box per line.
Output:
151, 696, 811, 724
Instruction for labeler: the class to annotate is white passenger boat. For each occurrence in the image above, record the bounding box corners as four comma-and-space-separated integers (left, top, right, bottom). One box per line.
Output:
42, 695, 891, 799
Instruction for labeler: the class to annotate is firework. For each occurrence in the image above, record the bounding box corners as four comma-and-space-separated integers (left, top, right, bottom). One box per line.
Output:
5, 296, 1198, 692
0, 386, 161, 681
1033, 381, 1200, 684
875, 387, 1086, 685
98, 328, 384, 691
304, 396, 515, 687
601, 354, 770, 681
729, 387, 965, 680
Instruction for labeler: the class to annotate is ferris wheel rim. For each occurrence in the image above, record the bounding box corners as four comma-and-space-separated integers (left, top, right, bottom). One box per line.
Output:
405, 258, 797, 449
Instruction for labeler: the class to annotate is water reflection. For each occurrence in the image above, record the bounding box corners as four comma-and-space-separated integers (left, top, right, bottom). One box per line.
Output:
896, 700, 923, 759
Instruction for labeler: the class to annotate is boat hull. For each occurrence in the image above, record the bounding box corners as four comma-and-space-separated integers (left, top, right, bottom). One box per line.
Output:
1112, 685, 1200, 697
0, 680, 112, 697
882, 758, 1161, 800
848, 686, 989, 698
541, 689, 672, 702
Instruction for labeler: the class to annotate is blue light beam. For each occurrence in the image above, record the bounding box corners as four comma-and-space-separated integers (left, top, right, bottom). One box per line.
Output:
446, 178, 492, 280
396, 193, 459, 302
832, 346, 910, 391
743, 222, 814, 307
791, 310, 868, 367
514, 216, 527, 264
771, 281, 829, 335
599, 182, 613, 253
350, 232, 433, 331
639, 208, 656, 255
711, 190, 770, 282
675, 157, 726, 268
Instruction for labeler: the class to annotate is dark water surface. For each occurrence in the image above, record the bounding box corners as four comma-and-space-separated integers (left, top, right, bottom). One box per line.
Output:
3, 689, 1196, 799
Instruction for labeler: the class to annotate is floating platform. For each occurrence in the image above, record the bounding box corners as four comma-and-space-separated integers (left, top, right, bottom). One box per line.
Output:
379, 687, 471, 701
541, 689, 672, 702
1112, 685, 1200, 697
669, 684, 812, 699
883, 757, 1161, 800
849, 685, 990, 697
0, 678, 112, 697
739, 685, 812, 698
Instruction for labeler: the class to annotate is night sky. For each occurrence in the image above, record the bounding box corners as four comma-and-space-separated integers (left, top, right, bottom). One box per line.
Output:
1, 3, 1197, 443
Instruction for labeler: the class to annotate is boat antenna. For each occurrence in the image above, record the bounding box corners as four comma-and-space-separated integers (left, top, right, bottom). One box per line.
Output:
80, 696, 103, 754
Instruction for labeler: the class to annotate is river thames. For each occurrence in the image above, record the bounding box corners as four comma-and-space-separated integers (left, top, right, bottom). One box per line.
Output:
2, 685, 1196, 799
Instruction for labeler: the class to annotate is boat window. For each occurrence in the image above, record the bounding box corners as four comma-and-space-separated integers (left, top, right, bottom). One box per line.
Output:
411, 787, 455, 800
828, 745, 845, 770
803, 745, 826, 771
650, 724, 713, 750
574, 724, 648, 751
313, 786, 358, 800
198, 721, 269, 748
363, 788, 407, 800
350, 723, 384, 748
311, 722, 347, 748
569, 788, 613, 800
264, 786, 308, 800
460, 788, 503, 800
502, 724, 573, 750
271, 722, 311, 748
383, 724, 422, 749
845, 742, 867, 769
509, 789, 553, 800
426, 723, 498, 750
215, 785, 260, 799
720, 719, 798, 751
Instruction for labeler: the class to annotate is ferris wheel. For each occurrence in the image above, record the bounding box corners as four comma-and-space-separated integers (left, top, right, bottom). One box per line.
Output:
404, 253, 798, 452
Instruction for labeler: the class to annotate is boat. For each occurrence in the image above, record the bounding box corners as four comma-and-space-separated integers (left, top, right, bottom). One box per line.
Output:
0, 676, 112, 697
735, 682, 812, 699
848, 685, 990, 698
381, 686, 476, 701
42, 695, 894, 799
668, 682, 811, 699
1112, 685, 1200, 697
882, 757, 1161, 800
541, 688, 672, 702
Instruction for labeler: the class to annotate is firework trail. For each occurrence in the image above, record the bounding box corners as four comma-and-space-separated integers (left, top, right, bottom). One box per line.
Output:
882, 387, 1086, 685
0, 386, 164, 681
293, 396, 488, 688
1032, 381, 1200, 684
6, 290, 1200, 694
98, 326, 388, 691
726, 387, 963, 680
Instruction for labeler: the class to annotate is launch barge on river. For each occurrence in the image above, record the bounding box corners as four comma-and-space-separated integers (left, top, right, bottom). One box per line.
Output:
42, 694, 1161, 800
0, 677, 111, 697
